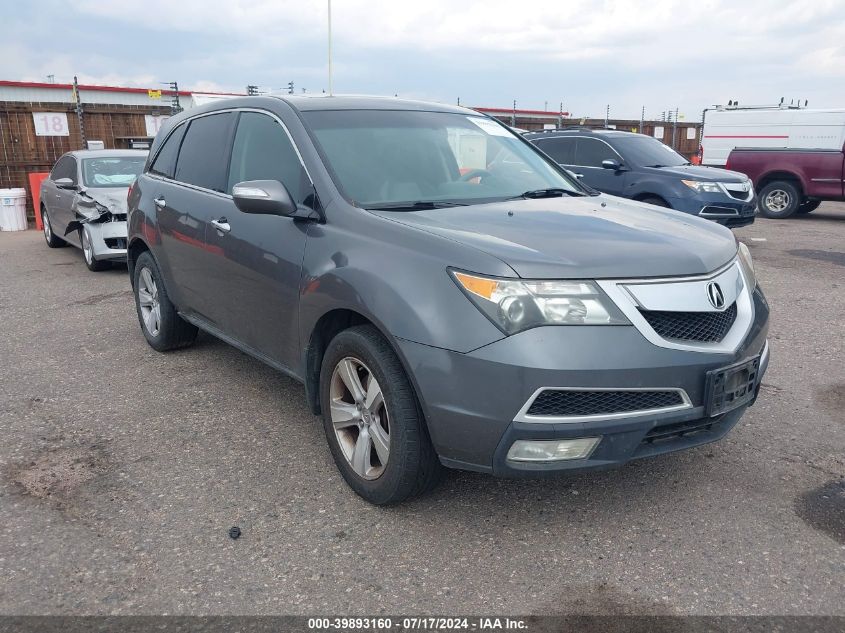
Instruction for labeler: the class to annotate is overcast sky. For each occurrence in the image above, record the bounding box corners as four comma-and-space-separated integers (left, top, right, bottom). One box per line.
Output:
3, 0, 844, 119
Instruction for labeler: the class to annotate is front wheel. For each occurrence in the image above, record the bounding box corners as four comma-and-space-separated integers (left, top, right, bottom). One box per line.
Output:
81, 227, 110, 271
319, 325, 443, 505
758, 181, 800, 218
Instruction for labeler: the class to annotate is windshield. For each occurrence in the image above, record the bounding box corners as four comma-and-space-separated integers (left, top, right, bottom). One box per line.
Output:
82, 157, 146, 188
302, 110, 583, 208
613, 135, 689, 168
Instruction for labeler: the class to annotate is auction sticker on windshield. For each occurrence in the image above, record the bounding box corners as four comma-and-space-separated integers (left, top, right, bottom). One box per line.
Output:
467, 117, 512, 136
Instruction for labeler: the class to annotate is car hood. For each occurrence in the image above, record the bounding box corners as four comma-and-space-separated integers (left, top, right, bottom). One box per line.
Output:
371, 195, 737, 279
80, 187, 129, 213
644, 164, 748, 182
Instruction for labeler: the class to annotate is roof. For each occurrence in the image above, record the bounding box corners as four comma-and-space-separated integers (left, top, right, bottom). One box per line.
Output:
525, 128, 641, 139
69, 149, 149, 158
474, 106, 571, 117
277, 94, 473, 114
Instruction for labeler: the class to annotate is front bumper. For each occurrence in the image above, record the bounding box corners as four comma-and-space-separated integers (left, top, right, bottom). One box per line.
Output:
666, 194, 757, 229
396, 286, 769, 476
88, 220, 128, 261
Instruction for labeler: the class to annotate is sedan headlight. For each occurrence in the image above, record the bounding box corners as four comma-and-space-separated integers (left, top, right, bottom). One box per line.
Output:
451, 271, 629, 334
681, 180, 722, 193
737, 241, 756, 288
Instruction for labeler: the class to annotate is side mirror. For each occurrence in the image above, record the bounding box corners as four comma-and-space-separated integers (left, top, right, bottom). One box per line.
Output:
232, 180, 297, 216
601, 159, 623, 171
54, 177, 76, 189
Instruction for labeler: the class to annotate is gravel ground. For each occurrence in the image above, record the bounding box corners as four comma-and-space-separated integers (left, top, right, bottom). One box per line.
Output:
0, 205, 843, 616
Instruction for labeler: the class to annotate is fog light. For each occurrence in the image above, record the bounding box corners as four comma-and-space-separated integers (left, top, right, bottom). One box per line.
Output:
506, 437, 600, 463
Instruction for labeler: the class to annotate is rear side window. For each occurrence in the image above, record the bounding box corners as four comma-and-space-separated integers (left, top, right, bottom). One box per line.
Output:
575, 138, 620, 168
149, 123, 187, 179
174, 113, 236, 192
536, 137, 576, 164
227, 112, 310, 203
51, 155, 77, 183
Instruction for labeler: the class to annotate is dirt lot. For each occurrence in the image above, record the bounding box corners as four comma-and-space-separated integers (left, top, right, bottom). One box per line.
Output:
0, 205, 843, 615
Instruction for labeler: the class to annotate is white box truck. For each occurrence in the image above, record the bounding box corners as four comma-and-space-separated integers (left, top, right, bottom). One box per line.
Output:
701, 105, 845, 167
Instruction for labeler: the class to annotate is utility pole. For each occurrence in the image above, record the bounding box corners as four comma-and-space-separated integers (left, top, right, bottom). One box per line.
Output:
163, 81, 181, 114
457, 97, 460, 106
511, 100, 516, 127
604, 104, 610, 128
287, 81, 295, 95
246, 84, 259, 96
558, 102, 564, 129
671, 106, 679, 148
639, 106, 645, 134
327, 0, 333, 95
72, 75, 85, 148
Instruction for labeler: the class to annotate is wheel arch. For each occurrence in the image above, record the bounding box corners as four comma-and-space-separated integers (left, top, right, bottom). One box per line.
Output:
757, 171, 805, 197
127, 237, 151, 287
633, 192, 671, 207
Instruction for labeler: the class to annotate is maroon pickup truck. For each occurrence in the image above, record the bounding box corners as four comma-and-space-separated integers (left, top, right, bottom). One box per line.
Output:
726, 146, 845, 218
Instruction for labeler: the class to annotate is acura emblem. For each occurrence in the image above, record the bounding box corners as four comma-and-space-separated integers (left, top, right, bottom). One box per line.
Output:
707, 282, 725, 309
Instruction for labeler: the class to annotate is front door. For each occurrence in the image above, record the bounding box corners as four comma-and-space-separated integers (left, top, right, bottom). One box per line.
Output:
200, 110, 313, 369
572, 137, 629, 196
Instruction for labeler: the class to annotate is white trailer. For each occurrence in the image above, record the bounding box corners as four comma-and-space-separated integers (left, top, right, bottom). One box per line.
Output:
701, 106, 845, 166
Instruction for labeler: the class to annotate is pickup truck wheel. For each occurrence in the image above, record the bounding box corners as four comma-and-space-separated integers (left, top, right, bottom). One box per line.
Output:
758, 181, 800, 218
320, 325, 443, 505
133, 251, 198, 351
797, 200, 821, 214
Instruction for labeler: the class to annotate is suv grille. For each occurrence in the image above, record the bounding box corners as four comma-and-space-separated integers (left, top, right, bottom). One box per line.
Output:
639, 303, 737, 343
725, 189, 749, 201
526, 390, 685, 417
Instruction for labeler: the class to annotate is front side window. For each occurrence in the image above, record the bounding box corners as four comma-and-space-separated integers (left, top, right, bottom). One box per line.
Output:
51, 156, 77, 183
149, 123, 187, 179
612, 135, 689, 168
574, 138, 621, 168
174, 113, 236, 192
227, 112, 311, 204
302, 110, 582, 208
82, 157, 146, 188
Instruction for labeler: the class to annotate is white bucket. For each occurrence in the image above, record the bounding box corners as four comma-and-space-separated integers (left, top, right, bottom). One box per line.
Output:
0, 188, 28, 231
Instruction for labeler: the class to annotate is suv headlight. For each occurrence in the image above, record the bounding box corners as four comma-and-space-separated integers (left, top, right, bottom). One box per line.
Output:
451, 271, 629, 334
681, 180, 721, 193
737, 241, 756, 288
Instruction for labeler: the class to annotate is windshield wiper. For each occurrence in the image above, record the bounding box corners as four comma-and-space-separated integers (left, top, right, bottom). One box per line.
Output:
366, 201, 468, 211
508, 188, 585, 200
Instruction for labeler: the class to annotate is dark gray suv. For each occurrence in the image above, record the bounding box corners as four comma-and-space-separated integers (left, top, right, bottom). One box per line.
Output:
127, 96, 770, 504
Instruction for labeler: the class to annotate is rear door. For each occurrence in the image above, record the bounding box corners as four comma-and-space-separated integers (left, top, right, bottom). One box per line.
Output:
571, 137, 628, 196
200, 110, 312, 368
533, 137, 579, 174
153, 112, 237, 319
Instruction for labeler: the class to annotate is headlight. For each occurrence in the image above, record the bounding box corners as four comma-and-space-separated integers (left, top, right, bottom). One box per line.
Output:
737, 241, 756, 288
451, 271, 629, 334
681, 180, 722, 193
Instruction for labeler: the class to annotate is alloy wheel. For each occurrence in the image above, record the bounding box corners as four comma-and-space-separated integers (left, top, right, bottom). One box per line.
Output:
329, 357, 390, 480
137, 267, 162, 337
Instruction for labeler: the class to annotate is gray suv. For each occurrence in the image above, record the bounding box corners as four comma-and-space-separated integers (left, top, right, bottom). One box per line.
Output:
127, 96, 770, 504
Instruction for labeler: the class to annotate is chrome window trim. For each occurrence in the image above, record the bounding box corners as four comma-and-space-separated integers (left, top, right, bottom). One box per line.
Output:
145, 107, 315, 197
514, 387, 693, 424
596, 257, 755, 354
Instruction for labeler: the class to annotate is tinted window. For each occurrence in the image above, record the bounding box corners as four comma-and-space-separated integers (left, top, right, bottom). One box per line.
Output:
175, 113, 236, 192
535, 137, 576, 164
574, 138, 620, 168
612, 135, 689, 167
227, 112, 310, 203
149, 123, 187, 179
51, 155, 77, 182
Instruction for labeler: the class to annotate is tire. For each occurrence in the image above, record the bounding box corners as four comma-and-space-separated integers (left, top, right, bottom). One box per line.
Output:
319, 325, 443, 504
758, 180, 801, 218
81, 227, 110, 272
797, 200, 821, 214
640, 196, 669, 208
132, 251, 198, 352
41, 206, 66, 248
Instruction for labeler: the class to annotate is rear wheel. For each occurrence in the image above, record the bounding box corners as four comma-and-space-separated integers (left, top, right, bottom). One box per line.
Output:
758, 181, 801, 218
81, 227, 110, 271
132, 251, 198, 351
797, 200, 821, 214
319, 325, 443, 505
41, 206, 66, 248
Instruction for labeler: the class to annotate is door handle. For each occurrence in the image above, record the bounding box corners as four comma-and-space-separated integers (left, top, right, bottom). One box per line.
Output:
154, 196, 166, 208
211, 218, 231, 233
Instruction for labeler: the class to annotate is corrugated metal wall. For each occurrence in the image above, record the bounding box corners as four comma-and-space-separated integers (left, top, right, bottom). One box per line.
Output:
0, 100, 171, 220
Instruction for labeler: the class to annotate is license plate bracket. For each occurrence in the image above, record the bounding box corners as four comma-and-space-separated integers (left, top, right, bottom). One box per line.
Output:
705, 355, 760, 417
